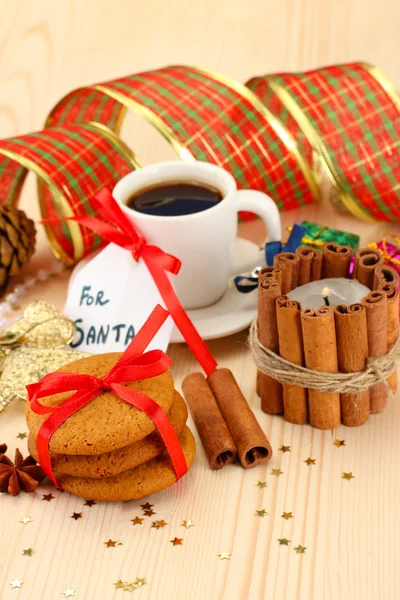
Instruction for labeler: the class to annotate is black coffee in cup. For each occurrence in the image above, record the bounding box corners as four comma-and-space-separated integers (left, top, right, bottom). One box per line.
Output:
126, 182, 223, 217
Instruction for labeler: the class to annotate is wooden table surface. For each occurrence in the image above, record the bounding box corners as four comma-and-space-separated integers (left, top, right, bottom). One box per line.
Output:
2, 1, 400, 598
0, 196, 399, 600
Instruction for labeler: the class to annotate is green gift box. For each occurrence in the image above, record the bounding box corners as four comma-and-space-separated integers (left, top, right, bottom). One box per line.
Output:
293, 221, 360, 253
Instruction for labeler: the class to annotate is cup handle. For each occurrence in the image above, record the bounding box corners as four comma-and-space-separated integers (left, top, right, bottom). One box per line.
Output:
235, 190, 281, 242
231, 190, 281, 275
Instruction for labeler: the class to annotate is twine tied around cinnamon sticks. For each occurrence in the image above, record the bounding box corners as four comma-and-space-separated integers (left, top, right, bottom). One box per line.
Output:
249, 319, 400, 396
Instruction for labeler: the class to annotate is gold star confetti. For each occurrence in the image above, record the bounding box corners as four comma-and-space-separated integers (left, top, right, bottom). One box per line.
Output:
9, 578, 23, 589
104, 539, 120, 547
114, 580, 124, 590
84, 499, 96, 507
279, 445, 291, 453
141, 502, 154, 510
170, 537, 183, 546
19, 516, 32, 525
16, 432, 27, 439
131, 516, 144, 525
62, 589, 76, 598
255, 509, 268, 517
278, 538, 290, 546
271, 468, 283, 477
294, 544, 307, 554
71, 512, 83, 520
342, 472, 355, 480
143, 509, 156, 517
256, 481, 267, 489
333, 439, 346, 447
217, 551, 231, 560
123, 582, 136, 592
42, 493, 55, 502
151, 520, 168, 529
22, 548, 34, 556
281, 511, 293, 520
134, 578, 147, 587
181, 520, 194, 529
304, 458, 316, 466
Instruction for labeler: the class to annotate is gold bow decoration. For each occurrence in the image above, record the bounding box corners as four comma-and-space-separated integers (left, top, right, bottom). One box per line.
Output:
0, 301, 88, 412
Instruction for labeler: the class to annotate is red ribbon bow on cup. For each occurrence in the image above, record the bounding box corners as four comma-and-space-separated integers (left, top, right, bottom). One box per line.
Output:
27, 305, 188, 487
44, 188, 217, 376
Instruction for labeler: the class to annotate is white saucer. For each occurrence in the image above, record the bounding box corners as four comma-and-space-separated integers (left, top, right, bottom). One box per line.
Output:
171, 237, 260, 342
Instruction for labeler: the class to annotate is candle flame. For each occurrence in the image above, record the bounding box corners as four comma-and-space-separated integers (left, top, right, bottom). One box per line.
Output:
322, 286, 330, 296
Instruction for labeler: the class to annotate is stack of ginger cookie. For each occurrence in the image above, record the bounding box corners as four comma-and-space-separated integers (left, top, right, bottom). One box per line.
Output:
25, 353, 196, 502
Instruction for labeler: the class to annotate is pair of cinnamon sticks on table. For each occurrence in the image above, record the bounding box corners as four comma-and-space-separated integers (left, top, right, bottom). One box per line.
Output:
182, 368, 272, 470
258, 243, 399, 429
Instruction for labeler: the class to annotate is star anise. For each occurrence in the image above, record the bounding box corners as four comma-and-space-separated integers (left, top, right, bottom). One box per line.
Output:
0, 448, 45, 496
0, 443, 7, 455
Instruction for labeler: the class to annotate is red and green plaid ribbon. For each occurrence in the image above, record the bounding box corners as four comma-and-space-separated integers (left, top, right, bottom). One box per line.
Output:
0, 123, 138, 263
47, 66, 317, 213
247, 62, 400, 222
0, 62, 399, 263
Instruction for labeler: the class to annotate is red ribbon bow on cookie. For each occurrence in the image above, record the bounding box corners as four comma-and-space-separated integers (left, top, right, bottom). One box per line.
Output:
43, 188, 217, 376
27, 305, 188, 487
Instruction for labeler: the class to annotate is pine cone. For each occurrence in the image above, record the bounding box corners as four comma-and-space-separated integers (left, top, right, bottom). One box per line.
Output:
0, 448, 45, 496
0, 206, 36, 296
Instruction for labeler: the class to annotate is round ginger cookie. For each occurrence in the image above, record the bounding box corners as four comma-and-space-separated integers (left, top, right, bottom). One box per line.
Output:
28, 391, 188, 478
25, 352, 174, 455
56, 426, 196, 502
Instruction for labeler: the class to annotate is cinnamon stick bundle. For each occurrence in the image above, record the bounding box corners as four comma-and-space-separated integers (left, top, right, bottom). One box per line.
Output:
295, 246, 322, 284
321, 243, 352, 278
362, 290, 388, 413
258, 266, 282, 287
353, 248, 383, 288
378, 282, 399, 391
182, 372, 237, 470
276, 296, 308, 424
301, 307, 341, 429
258, 278, 283, 413
334, 304, 369, 426
208, 368, 272, 468
373, 264, 400, 290
273, 252, 300, 294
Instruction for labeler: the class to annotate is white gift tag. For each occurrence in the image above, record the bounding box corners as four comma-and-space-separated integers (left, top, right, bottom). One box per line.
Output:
64, 243, 173, 353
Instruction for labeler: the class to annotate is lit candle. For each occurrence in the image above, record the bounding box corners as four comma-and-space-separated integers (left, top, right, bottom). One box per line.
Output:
322, 286, 330, 306
287, 278, 370, 309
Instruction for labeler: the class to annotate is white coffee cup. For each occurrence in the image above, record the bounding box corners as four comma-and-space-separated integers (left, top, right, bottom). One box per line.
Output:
113, 161, 281, 309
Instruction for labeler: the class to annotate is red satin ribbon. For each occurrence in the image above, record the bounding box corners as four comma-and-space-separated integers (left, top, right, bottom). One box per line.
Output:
27, 305, 188, 487
44, 188, 217, 377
